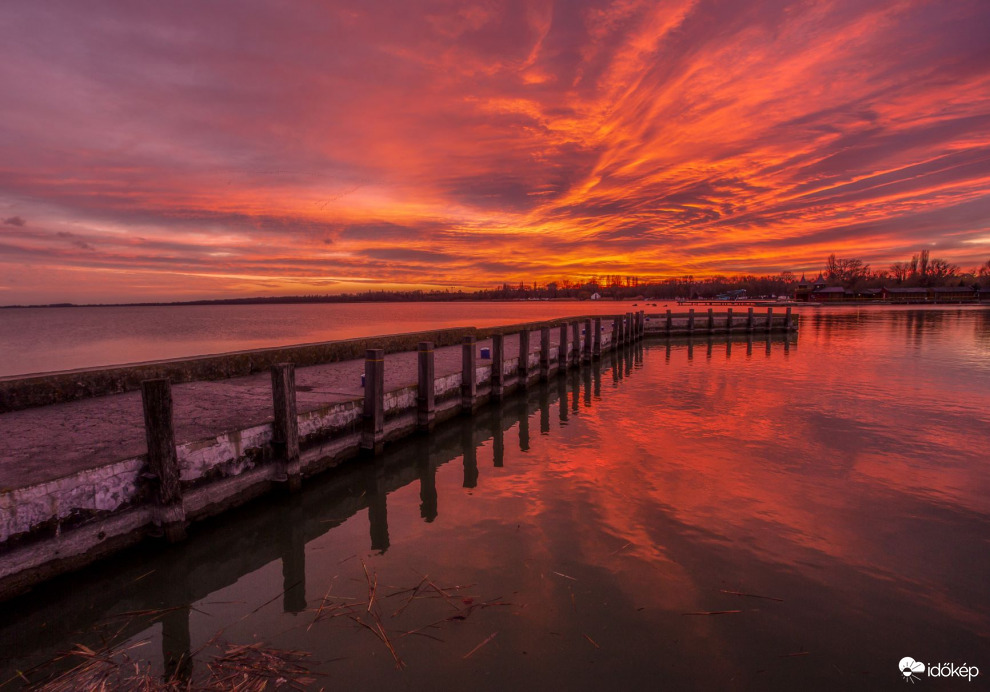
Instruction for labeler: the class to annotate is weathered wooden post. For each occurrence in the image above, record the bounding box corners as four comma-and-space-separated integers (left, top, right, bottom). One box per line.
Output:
688, 309, 695, 334
765, 307, 774, 333
361, 349, 385, 454
726, 307, 734, 332
747, 307, 755, 332
491, 333, 505, 400
540, 326, 551, 381
785, 306, 793, 330
571, 321, 581, 364
140, 378, 186, 542
707, 308, 715, 334
270, 363, 301, 492
417, 342, 435, 431
462, 335, 478, 413
666, 309, 672, 335
593, 317, 602, 359
627, 312, 634, 342
558, 324, 569, 370
612, 316, 621, 349
583, 318, 592, 362
518, 329, 530, 382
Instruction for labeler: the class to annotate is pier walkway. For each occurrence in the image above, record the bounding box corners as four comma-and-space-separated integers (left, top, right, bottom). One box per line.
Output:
0, 331, 551, 491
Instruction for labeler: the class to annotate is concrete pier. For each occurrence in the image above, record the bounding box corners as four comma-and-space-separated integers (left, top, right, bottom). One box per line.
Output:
0, 309, 792, 600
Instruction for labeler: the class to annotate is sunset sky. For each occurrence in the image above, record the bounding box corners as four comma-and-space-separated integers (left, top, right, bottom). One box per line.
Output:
2, 0, 990, 303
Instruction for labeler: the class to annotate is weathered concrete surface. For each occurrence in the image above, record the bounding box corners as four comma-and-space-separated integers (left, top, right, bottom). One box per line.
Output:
0, 330, 586, 492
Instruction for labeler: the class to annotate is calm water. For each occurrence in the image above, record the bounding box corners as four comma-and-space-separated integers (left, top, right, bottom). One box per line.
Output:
1, 307, 988, 690
0, 301, 671, 377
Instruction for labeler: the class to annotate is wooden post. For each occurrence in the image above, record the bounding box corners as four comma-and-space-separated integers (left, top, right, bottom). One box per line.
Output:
747, 307, 755, 332
666, 309, 672, 335
765, 307, 774, 332
462, 335, 478, 413
583, 318, 592, 362
361, 349, 384, 454
638, 311, 645, 338
558, 324, 569, 371
417, 342, 435, 431
785, 306, 793, 330
270, 364, 301, 492
726, 307, 734, 332
593, 317, 602, 359
540, 326, 551, 381
518, 329, 530, 381
688, 309, 695, 334
612, 317, 621, 349
140, 378, 186, 542
571, 321, 580, 364
707, 308, 715, 334
492, 333, 505, 399
627, 313, 634, 342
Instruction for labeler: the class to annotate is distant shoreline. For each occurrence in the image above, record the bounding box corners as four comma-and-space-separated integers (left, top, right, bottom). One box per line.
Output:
0, 297, 599, 309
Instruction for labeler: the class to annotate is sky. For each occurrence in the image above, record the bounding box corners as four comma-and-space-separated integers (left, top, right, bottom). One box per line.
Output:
1, 0, 990, 304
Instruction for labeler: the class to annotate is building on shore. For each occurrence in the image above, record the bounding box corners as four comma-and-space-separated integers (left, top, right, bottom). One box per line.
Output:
795, 283, 988, 303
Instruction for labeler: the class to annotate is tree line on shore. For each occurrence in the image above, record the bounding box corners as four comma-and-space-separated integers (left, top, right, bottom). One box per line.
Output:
7, 252, 989, 308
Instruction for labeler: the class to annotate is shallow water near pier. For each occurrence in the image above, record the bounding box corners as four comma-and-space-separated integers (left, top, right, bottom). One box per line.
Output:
1, 307, 988, 690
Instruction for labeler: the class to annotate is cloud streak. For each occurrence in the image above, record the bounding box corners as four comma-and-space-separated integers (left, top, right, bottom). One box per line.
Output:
1, 0, 989, 302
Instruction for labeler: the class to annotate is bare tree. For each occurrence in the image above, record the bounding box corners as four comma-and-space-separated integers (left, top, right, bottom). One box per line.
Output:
890, 262, 910, 282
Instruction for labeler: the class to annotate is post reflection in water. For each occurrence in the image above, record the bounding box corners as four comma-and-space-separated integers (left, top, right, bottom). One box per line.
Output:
582, 366, 592, 407
1, 309, 987, 692
491, 406, 504, 468
277, 498, 307, 614
539, 384, 550, 435
364, 460, 390, 553
417, 452, 438, 522
517, 394, 530, 451
557, 374, 568, 423
461, 424, 478, 489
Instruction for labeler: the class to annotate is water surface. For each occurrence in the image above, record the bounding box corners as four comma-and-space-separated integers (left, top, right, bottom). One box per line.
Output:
0, 307, 987, 690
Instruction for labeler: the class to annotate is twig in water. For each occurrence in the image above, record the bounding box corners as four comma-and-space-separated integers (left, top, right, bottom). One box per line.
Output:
719, 589, 784, 602
462, 632, 497, 659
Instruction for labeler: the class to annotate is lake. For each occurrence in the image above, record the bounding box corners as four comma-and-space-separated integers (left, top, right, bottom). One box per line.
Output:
1, 301, 668, 377
0, 305, 987, 690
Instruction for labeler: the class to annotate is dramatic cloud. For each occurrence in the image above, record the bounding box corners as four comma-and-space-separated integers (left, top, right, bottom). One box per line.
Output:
1, 0, 989, 302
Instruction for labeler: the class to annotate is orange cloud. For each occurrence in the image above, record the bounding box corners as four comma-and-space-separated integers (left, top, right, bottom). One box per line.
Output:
1, 0, 989, 302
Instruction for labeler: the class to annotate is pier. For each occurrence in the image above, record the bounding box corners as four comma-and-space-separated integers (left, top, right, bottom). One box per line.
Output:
0, 309, 796, 599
